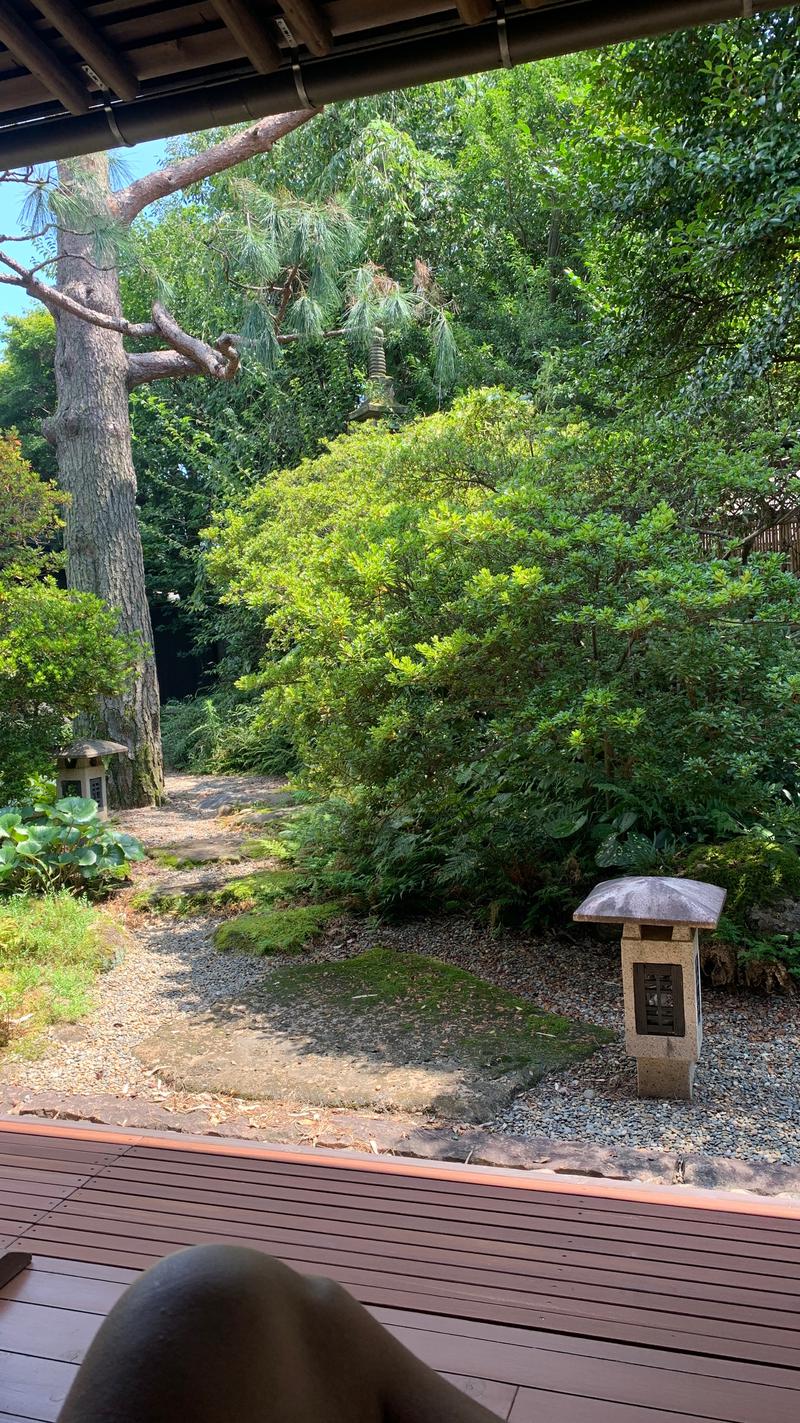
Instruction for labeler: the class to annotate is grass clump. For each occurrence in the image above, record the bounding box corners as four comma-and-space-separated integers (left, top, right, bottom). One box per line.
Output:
213, 903, 338, 955
0, 891, 121, 1051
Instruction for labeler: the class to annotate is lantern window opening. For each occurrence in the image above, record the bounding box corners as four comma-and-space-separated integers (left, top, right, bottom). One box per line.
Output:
633, 963, 686, 1037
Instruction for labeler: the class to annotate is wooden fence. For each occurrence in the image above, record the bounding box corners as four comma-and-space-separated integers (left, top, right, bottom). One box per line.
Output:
697, 514, 800, 575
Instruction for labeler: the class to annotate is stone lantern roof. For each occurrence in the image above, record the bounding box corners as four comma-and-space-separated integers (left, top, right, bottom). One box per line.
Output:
57, 739, 130, 759
573, 875, 726, 929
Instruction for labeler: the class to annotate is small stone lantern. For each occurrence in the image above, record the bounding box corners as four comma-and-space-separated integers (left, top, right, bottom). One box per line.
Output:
54, 739, 129, 819
573, 876, 726, 1101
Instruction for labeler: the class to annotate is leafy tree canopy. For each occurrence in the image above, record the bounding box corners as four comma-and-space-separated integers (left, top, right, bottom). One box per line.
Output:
206, 392, 800, 913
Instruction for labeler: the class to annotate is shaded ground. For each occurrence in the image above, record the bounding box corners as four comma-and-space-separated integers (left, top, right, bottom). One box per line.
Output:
136, 947, 608, 1120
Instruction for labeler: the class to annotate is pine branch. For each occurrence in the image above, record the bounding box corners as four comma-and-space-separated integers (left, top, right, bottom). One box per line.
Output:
111, 109, 319, 227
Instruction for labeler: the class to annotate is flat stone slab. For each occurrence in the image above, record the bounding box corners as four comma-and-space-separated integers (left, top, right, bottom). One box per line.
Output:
3, 1087, 799, 1200
136, 1014, 493, 1117
135, 947, 606, 1121
151, 837, 245, 864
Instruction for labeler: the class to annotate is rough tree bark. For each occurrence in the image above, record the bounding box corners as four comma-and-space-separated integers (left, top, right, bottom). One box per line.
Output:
48, 154, 162, 806
10, 108, 317, 806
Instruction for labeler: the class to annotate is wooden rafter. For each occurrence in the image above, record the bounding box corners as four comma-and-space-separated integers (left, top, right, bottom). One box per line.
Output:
455, 0, 492, 22
31, 0, 138, 102
275, 0, 332, 57
213, 0, 282, 73
0, 0, 89, 114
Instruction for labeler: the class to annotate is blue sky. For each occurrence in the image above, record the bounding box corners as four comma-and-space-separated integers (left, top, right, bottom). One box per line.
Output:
0, 138, 168, 323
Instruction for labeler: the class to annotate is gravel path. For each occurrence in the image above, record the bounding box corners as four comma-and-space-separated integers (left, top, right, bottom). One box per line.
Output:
4, 774, 798, 1167
115, 771, 290, 847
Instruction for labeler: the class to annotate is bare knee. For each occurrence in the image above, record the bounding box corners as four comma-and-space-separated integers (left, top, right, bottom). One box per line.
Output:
129, 1245, 309, 1333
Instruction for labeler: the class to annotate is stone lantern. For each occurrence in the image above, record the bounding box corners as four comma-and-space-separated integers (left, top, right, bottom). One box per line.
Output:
573, 876, 726, 1101
348, 327, 403, 425
54, 739, 129, 819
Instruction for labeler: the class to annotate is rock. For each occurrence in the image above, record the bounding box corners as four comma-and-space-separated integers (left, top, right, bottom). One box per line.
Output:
751, 897, 800, 936
134, 1012, 523, 1120
0, 1088, 214, 1135
681, 1151, 800, 1197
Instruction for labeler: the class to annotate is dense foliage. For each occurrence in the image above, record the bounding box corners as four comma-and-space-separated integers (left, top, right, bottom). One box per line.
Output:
3, 15, 800, 976
0, 436, 136, 800
208, 392, 800, 915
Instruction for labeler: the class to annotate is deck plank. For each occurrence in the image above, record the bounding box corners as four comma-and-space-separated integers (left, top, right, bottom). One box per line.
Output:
0, 1123, 798, 1423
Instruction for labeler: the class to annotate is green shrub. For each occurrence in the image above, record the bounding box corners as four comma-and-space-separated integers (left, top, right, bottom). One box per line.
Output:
685, 836, 800, 925
0, 435, 136, 801
685, 836, 800, 989
205, 392, 800, 916
0, 790, 145, 894
0, 891, 121, 1049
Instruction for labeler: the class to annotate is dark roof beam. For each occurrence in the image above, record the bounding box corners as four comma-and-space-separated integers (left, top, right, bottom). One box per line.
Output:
0, 0, 90, 115
275, 1, 333, 57
213, 0, 282, 73
31, 0, 138, 101
456, 1, 492, 21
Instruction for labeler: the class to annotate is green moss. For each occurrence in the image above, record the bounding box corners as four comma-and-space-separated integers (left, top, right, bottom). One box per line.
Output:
130, 888, 198, 916
215, 868, 307, 904
686, 836, 800, 924
259, 946, 612, 1074
131, 869, 311, 918
213, 903, 338, 955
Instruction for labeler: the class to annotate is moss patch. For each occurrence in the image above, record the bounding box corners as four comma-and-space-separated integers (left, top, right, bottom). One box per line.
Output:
131, 868, 311, 918
261, 946, 611, 1077
213, 903, 338, 954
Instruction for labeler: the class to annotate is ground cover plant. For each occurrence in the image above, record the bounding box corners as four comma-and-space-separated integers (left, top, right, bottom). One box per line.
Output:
0, 791, 145, 894
0, 891, 122, 1052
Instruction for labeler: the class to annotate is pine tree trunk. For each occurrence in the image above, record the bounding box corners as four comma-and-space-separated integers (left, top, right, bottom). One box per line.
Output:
48, 155, 164, 807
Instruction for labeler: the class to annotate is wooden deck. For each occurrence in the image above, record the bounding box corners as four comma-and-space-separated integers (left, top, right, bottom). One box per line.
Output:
1, 1121, 799, 1421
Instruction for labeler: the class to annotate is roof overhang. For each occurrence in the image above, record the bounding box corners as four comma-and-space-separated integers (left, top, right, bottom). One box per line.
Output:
0, 1, 792, 168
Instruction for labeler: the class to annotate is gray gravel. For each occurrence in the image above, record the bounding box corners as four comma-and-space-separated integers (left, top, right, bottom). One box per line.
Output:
5, 913, 273, 1100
